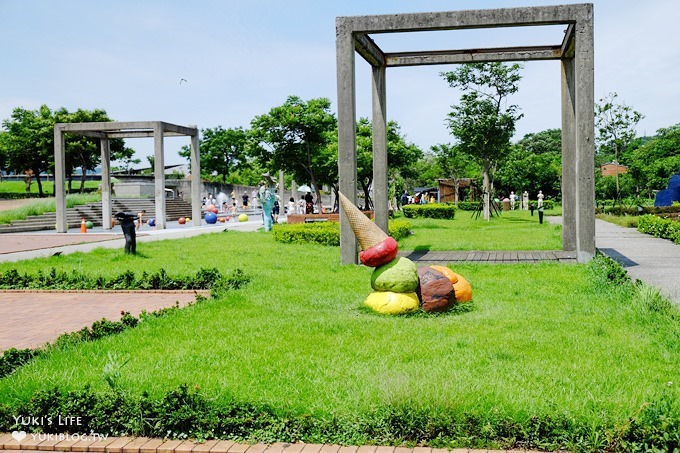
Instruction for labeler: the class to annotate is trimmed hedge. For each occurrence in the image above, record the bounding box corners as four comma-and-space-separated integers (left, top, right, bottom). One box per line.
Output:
272, 220, 412, 246
402, 203, 456, 219
637, 214, 680, 244
0, 267, 239, 291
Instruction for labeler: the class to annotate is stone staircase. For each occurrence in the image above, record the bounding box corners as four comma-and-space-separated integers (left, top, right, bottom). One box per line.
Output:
0, 199, 193, 233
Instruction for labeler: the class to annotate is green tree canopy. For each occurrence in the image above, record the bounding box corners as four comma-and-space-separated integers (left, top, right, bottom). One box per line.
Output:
629, 124, 680, 196
2, 105, 56, 196
355, 118, 423, 209
595, 92, 643, 199
179, 126, 249, 184
250, 96, 337, 206
58, 108, 123, 192
495, 129, 562, 199
441, 62, 523, 220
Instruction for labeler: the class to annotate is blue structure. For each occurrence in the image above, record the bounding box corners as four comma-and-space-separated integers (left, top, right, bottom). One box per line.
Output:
654, 174, 680, 207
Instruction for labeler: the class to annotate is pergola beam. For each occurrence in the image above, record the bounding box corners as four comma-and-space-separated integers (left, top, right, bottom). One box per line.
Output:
53, 120, 200, 234
354, 33, 385, 67
337, 4, 583, 34
336, 4, 595, 264
385, 45, 563, 67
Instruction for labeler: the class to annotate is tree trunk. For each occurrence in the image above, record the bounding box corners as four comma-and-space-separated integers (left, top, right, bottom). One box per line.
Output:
483, 164, 491, 221
80, 167, 87, 194
34, 169, 44, 197
360, 179, 373, 211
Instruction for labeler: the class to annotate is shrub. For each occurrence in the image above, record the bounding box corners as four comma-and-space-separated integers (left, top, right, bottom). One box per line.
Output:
388, 220, 412, 240
456, 201, 478, 211
402, 203, 456, 219
0, 267, 231, 290
273, 220, 412, 246
637, 214, 680, 244
272, 222, 340, 246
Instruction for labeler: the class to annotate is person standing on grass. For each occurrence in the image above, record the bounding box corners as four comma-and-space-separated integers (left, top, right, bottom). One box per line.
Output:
115, 212, 137, 255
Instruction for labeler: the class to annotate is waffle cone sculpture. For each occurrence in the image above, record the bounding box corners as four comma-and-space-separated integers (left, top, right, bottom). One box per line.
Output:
339, 191, 397, 267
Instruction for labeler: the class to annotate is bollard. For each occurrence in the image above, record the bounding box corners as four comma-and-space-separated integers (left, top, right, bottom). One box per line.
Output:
538, 207, 544, 224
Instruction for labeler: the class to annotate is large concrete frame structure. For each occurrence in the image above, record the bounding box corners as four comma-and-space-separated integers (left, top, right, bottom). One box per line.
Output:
54, 121, 200, 232
336, 4, 595, 264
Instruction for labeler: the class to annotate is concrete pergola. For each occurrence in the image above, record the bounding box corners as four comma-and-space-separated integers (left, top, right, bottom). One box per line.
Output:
336, 4, 595, 264
54, 121, 201, 232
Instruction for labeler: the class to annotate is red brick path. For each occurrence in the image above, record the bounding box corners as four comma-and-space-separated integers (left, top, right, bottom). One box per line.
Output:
0, 291, 205, 351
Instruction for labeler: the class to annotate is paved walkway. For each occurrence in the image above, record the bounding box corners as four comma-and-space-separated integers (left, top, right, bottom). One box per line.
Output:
0, 290, 206, 352
0, 432, 536, 453
595, 218, 680, 305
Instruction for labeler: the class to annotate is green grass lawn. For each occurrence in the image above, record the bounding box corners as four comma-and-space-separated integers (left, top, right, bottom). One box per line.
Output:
0, 179, 99, 195
398, 208, 563, 250
0, 227, 678, 450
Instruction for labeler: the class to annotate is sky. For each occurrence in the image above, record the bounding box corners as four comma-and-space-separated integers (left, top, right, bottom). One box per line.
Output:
1, 0, 678, 167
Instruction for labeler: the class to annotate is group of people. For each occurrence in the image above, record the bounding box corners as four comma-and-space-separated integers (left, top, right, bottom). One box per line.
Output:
399, 190, 436, 208
285, 191, 315, 215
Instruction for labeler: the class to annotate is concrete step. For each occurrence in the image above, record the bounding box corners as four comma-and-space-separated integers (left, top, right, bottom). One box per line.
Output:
0, 199, 194, 233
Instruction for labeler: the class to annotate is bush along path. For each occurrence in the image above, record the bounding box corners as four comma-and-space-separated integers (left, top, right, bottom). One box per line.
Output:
0, 267, 250, 378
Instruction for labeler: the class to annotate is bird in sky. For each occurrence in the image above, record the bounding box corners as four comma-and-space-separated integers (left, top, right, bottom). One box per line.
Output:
179, 78, 188, 85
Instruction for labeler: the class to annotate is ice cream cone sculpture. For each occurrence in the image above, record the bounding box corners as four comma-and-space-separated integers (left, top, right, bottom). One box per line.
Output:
338, 191, 397, 267
340, 191, 472, 315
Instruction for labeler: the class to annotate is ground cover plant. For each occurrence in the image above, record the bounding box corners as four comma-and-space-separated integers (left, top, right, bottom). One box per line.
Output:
0, 228, 677, 451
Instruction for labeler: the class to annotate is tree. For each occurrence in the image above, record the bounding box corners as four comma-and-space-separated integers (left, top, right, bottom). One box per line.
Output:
495, 129, 562, 199
183, 126, 249, 184
355, 118, 423, 209
595, 92, 644, 199
628, 124, 680, 197
430, 143, 478, 203
0, 131, 8, 176
2, 105, 55, 196
250, 96, 337, 210
59, 108, 124, 193
441, 62, 523, 220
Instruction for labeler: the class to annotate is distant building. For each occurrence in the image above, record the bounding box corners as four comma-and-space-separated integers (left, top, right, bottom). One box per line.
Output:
600, 161, 628, 177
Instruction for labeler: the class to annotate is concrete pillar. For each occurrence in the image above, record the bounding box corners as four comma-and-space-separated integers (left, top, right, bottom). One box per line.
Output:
153, 123, 166, 229
54, 126, 67, 233
561, 56, 576, 252
279, 170, 285, 204
574, 8, 595, 262
336, 20, 358, 264
190, 131, 201, 225
100, 138, 112, 230
372, 64, 388, 234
